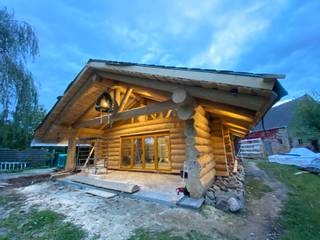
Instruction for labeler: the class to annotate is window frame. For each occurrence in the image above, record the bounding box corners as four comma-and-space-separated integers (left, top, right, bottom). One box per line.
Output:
120, 132, 171, 171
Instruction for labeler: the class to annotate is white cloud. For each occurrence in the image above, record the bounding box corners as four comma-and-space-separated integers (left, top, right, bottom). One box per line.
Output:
188, 3, 271, 69
188, 0, 284, 69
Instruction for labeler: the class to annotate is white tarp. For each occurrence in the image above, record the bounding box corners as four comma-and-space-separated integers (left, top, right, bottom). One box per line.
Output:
268, 147, 320, 168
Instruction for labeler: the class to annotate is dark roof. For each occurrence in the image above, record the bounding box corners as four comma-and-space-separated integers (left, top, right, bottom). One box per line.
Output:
88, 59, 286, 79
253, 95, 310, 131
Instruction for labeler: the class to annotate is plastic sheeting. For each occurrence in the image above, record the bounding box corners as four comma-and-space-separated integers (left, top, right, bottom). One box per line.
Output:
268, 148, 320, 169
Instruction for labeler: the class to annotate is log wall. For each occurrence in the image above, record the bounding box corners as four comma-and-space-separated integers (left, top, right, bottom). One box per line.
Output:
185, 105, 216, 198
103, 117, 186, 173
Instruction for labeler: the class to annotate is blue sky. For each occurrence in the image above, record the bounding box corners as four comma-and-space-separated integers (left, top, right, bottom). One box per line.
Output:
2, 0, 320, 110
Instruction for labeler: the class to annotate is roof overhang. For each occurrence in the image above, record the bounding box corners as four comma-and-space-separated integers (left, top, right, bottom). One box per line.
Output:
33, 59, 287, 142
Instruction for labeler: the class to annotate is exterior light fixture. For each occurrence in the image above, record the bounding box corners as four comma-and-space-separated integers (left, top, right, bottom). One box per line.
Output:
95, 92, 113, 113
95, 91, 114, 126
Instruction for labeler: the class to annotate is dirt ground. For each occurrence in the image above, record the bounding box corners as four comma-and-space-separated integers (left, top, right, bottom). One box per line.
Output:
0, 162, 288, 240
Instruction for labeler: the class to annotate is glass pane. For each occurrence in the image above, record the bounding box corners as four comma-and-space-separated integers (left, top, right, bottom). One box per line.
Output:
157, 136, 170, 169
133, 138, 143, 168
144, 137, 154, 169
121, 139, 131, 168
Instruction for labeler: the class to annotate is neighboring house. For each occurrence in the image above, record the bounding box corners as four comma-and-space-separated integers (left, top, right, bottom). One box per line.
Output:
246, 95, 320, 154
33, 59, 286, 198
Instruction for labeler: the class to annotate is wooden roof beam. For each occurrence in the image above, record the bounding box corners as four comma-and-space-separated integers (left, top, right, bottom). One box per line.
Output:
229, 128, 247, 137
98, 71, 265, 111
118, 88, 133, 112
74, 100, 176, 128
199, 99, 255, 123
99, 78, 170, 102
223, 122, 249, 132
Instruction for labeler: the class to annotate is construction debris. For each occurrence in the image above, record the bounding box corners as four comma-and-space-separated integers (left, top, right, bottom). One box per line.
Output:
85, 189, 116, 199
269, 147, 320, 171
67, 175, 140, 193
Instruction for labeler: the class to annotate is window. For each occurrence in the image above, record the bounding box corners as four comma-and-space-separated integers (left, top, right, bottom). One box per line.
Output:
121, 133, 171, 171
298, 139, 303, 145
157, 135, 170, 169
278, 139, 283, 144
121, 139, 131, 168
144, 137, 155, 169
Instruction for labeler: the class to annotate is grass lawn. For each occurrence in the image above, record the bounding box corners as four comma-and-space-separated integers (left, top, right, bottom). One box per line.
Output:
0, 194, 89, 240
258, 161, 320, 240
245, 177, 273, 199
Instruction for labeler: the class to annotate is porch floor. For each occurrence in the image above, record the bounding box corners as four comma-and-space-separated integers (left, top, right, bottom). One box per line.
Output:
82, 171, 185, 205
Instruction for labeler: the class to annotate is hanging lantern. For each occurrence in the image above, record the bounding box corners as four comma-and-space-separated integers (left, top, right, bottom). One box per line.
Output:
95, 92, 113, 113
95, 92, 114, 126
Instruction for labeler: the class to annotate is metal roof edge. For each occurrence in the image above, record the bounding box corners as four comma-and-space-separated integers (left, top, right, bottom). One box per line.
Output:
88, 59, 285, 79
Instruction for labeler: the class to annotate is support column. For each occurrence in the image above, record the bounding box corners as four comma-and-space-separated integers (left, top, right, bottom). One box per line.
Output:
184, 118, 203, 198
65, 129, 77, 171
172, 89, 215, 198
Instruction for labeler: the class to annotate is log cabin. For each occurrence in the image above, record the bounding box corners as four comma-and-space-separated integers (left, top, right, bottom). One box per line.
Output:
33, 59, 287, 198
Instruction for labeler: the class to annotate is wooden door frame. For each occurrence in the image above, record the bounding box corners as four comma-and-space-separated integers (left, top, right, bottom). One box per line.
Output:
120, 132, 171, 172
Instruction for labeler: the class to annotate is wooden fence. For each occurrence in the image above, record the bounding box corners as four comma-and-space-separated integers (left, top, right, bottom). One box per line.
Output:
0, 148, 53, 167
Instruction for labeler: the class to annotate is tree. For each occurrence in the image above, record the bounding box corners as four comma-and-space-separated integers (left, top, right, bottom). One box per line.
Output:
290, 93, 320, 139
0, 7, 45, 149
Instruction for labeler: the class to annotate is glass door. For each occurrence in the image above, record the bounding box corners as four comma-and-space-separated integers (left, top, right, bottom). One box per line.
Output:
144, 137, 155, 169
156, 135, 170, 170
121, 133, 170, 171
133, 138, 143, 169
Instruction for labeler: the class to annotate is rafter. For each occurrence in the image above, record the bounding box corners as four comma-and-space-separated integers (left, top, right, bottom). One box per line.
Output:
74, 100, 176, 128
118, 88, 133, 112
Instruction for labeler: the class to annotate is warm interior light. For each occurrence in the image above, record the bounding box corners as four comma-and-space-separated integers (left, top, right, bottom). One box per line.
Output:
212, 109, 253, 122
100, 98, 110, 108
95, 91, 113, 113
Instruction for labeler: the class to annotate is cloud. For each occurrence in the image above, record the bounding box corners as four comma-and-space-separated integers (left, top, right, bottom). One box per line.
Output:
187, 1, 287, 69
2, 0, 319, 109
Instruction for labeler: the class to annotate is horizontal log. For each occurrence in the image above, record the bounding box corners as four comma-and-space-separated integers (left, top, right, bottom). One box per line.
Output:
170, 133, 185, 139
170, 144, 186, 150
215, 170, 229, 177
215, 163, 227, 171
194, 120, 210, 133
193, 111, 209, 126
214, 156, 227, 164
171, 149, 186, 156
200, 161, 216, 178
106, 123, 173, 137
212, 149, 226, 155
198, 154, 213, 166
106, 117, 179, 133
184, 125, 211, 139
171, 155, 186, 163
185, 136, 211, 146
194, 105, 206, 116
200, 169, 216, 189
171, 162, 184, 170
170, 138, 185, 145
75, 100, 177, 128
108, 156, 120, 161
195, 145, 212, 154
170, 127, 184, 134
